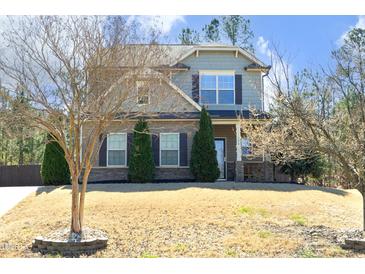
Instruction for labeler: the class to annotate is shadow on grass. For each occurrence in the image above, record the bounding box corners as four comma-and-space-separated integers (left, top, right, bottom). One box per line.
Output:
58, 181, 352, 196
35, 185, 67, 196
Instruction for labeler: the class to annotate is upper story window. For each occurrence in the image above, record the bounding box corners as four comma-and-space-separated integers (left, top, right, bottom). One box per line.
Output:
136, 81, 150, 105
107, 133, 127, 166
200, 71, 235, 105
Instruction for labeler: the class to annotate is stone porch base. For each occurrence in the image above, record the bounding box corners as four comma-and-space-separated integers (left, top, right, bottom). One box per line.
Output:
235, 161, 291, 182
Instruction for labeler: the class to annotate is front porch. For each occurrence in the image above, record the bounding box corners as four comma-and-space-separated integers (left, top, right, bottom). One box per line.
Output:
212, 121, 273, 182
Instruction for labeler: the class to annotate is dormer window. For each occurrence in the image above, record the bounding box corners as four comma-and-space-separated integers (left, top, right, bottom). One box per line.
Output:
199, 71, 235, 105
136, 81, 150, 105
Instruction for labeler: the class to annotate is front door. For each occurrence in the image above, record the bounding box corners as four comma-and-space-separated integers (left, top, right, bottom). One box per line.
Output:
214, 138, 226, 179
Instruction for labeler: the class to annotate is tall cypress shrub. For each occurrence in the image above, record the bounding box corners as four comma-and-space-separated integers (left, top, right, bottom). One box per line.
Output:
190, 107, 220, 182
128, 119, 155, 183
41, 134, 70, 185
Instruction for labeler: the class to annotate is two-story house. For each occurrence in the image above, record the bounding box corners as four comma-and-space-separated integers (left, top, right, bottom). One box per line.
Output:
84, 43, 289, 182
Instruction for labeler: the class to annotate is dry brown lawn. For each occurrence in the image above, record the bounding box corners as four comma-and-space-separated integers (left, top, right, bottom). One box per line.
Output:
0, 182, 363, 258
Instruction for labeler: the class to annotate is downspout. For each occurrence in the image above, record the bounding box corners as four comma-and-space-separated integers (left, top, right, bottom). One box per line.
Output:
261, 66, 271, 111
261, 66, 271, 182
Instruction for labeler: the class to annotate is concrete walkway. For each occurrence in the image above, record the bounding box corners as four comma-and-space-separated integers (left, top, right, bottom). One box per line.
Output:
0, 186, 39, 217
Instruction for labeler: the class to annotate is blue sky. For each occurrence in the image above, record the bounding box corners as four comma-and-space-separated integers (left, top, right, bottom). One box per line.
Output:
133, 15, 364, 73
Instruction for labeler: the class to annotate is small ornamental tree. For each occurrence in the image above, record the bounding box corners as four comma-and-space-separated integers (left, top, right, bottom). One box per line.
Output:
190, 107, 220, 182
0, 16, 170, 233
128, 119, 155, 183
41, 134, 70, 185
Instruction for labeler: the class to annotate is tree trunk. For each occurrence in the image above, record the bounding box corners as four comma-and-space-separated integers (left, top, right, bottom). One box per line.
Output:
18, 137, 24, 165
79, 166, 91, 229
71, 175, 81, 233
29, 137, 34, 164
362, 192, 365, 232
4, 139, 8, 165
18, 126, 24, 165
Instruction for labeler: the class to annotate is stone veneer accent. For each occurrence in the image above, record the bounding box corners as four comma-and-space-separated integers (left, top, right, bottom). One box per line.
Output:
235, 161, 244, 181
32, 236, 108, 257
343, 239, 365, 250
227, 162, 235, 181
235, 161, 290, 182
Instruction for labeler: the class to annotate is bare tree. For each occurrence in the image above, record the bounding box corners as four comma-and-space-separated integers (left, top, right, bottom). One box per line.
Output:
241, 28, 365, 230
221, 16, 254, 52
178, 28, 201, 45
0, 16, 178, 233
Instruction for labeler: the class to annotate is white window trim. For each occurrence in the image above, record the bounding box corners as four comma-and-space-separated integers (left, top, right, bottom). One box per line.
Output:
159, 133, 180, 167
106, 132, 127, 167
199, 70, 235, 105
136, 81, 150, 106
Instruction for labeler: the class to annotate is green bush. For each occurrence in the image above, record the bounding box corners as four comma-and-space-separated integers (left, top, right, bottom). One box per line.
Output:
128, 119, 155, 183
41, 134, 70, 185
280, 153, 326, 183
190, 107, 220, 182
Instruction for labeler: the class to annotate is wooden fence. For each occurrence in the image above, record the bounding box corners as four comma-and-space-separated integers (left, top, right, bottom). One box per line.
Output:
0, 165, 43, 187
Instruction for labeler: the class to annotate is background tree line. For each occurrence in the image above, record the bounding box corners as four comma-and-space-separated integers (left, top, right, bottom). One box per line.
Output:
178, 16, 255, 52
0, 85, 45, 166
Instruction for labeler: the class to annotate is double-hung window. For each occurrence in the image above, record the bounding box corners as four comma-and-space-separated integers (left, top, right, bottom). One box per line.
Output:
107, 133, 127, 166
160, 133, 179, 166
241, 137, 252, 156
200, 71, 235, 105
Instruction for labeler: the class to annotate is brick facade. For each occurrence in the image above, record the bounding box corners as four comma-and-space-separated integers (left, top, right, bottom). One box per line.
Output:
88, 167, 194, 182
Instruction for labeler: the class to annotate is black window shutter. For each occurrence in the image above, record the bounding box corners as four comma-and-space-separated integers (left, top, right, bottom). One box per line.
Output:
179, 133, 188, 166
127, 133, 133, 166
99, 134, 107, 166
192, 74, 199, 103
152, 133, 160, 166
235, 74, 242, 105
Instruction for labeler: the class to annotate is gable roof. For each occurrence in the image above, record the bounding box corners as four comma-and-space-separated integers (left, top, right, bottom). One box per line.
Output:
105, 43, 268, 70
164, 78, 201, 111
112, 67, 201, 111
115, 109, 270, 120
169, 43, 267, 68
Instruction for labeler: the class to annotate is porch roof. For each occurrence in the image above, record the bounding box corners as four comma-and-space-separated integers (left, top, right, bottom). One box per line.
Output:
114, 110, 270, 120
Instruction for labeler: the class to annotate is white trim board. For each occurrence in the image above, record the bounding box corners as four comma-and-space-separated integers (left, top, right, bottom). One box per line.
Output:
172, 46, 267, 68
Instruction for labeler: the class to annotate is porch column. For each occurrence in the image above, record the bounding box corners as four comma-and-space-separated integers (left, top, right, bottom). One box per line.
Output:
235, 122, 244, 181
235, 122, 242, 161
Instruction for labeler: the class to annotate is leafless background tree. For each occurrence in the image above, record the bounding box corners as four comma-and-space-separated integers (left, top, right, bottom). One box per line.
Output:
241, 28, 365, 230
